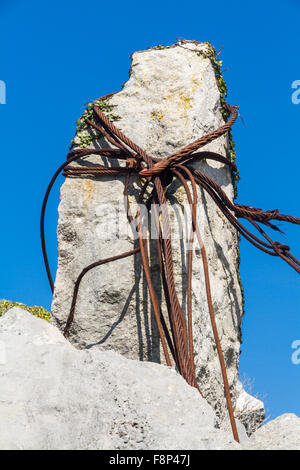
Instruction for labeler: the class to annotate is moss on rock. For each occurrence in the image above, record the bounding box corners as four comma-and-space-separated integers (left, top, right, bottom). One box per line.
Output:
70, 96, 121, 149
0, 300, 51, 322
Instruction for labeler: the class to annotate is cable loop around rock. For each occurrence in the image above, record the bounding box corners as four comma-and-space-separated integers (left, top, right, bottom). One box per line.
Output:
40, 93, 300, 444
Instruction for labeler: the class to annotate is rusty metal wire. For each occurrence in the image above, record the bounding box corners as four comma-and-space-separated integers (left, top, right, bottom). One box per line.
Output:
41, 93, 300, 444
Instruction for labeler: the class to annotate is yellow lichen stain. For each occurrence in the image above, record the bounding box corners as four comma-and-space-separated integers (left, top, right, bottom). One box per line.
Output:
192, 77, 202, 87
83, 179, 95, 207
151, 109, 164, 121
178, 92, 192, 110
142, 73, 151, 87
191, 74, 204, 92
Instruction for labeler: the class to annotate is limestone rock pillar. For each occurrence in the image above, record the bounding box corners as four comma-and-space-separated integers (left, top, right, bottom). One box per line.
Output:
51, 41, 254, 424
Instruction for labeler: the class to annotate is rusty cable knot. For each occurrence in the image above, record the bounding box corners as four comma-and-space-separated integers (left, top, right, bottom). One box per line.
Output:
41, 93, 300, 445
126, 157, 141, 171
273, 241, 290, 252
254, 208, 280, 222
138, 161, 174, 188
139, 158, 171, 178
262, 209, 280, 221
235, 205, 281, 222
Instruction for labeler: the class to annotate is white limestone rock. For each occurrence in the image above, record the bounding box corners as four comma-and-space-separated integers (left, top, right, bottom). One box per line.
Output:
234, 380, 265, 435
0, 308, 241, 450
51, 41, 251, 425
246, 414, 300, 450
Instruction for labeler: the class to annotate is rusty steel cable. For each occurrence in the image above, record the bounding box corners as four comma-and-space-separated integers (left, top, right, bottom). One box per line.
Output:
41, 93, 300, 444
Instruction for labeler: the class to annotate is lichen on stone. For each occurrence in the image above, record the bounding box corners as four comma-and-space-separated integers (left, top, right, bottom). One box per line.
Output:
151, 110, 164, 121
0, 300, 51, 322
178, 92, 192, 110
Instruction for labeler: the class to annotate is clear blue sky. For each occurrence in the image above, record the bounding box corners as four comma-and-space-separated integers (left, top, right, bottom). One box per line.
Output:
0, 0, 299, 421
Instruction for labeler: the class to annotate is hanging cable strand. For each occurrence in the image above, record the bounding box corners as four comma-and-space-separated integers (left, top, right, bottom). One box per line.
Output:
41, 94, 300, 444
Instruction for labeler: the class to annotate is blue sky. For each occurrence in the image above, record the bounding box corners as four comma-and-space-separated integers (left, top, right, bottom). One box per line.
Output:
0, 0, 299, 420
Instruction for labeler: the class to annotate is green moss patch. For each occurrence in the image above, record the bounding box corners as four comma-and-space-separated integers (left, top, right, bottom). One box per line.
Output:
0, 300, 51, 322
70, 96, 121, 149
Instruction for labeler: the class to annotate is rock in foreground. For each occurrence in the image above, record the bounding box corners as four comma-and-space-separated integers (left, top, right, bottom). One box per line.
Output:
0, 308, 239, 450
246, 414, 300, 450
1, 308, 298, 450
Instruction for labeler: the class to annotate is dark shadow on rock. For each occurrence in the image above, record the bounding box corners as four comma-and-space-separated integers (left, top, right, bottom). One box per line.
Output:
85, 280, 138, 349
200, 184, 242, 357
